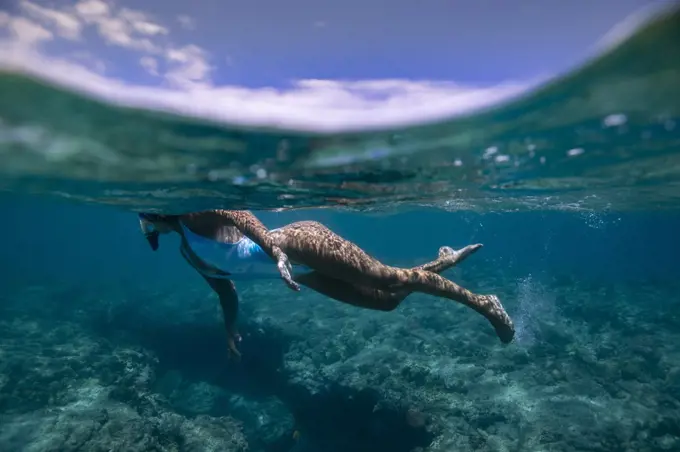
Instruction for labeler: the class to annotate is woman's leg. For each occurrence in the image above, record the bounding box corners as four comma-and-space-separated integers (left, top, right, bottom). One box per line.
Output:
199, 275, 241, 359
294, 244, 481, 310
270, 222, 514, 343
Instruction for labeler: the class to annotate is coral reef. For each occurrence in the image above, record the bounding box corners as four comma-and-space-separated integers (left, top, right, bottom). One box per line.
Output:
0, 313, 248, 452
1, 270, 679, 451
250, 276, 680, 452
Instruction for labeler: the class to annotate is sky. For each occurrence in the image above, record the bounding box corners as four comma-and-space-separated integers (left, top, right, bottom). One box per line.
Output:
0, 0, 668, 130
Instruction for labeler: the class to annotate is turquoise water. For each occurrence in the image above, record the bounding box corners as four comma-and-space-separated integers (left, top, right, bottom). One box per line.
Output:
1, 5, 680, 452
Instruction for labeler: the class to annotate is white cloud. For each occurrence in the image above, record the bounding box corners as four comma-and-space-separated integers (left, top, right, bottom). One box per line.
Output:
4, 1, 167, 53
68, 0, 166, 52
140, 55, 158, 76
0, 12, 9, 27
164, 45, 212, 88
19, 0, 82, 40
72, 1, 207, 85
176, 14, 195, 31
95, 15, 159, 52
119, 8, 168, 36
0, 42, 535, 131
6, 17, 53, 46
2, 0, 214, 87
74, 0, 110, 20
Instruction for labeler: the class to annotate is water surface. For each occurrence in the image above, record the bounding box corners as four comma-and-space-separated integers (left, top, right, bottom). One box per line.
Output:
1, 4, 679, 212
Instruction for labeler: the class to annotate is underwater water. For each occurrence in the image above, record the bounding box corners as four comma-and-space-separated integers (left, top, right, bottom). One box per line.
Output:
1, 197, 680, 452
1, 4, 680, 452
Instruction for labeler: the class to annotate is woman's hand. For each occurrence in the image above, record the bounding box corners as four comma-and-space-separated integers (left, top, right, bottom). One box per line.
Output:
273, 245, 301, 291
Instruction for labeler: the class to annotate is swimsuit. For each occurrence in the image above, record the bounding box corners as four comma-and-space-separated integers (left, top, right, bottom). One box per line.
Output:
179, 221, 310, 280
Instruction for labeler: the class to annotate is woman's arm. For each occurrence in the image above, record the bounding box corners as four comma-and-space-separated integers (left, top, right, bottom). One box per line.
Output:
181, 210, 300, 291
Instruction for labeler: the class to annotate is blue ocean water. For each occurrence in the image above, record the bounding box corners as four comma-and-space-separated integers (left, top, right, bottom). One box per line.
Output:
1, 193, 679, 451
1, 5, 680, 452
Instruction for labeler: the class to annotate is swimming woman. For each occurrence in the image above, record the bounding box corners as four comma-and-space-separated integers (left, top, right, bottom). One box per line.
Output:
138, 210, 515, 357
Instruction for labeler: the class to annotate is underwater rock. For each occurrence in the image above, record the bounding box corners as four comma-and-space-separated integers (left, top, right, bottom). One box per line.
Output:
4, 278, 680, 452
225, 394, 295, 449
168, 380, 226, 414
248, 280, 680, 452
0, 317, 247, 452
